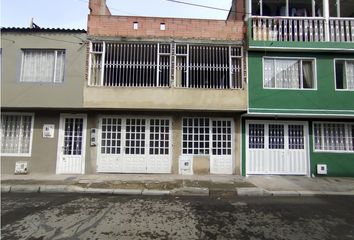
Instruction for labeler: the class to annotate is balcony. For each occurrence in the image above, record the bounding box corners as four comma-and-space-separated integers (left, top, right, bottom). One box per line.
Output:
88, 42, 244, 89
84, 41, 247, 111
251, 16, 354, 43
247, 0, 354, 50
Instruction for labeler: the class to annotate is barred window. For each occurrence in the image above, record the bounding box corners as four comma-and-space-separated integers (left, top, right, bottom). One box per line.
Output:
182, 118, 233, 155
1, 113, 34, 155
182, 118, 210, 155
314, 122, 354, 152
101, 117, 122, 154
248, 124, 265, 149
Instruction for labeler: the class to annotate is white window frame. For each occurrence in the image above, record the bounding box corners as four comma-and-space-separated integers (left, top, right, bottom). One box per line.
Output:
1, 112, 35, 157
181, 117, 234, 156
263, 56, 317, 90
20, 49, 66, 83
98, 115, 172, 156
313, 121, 354, 153
334, 58, 354, 91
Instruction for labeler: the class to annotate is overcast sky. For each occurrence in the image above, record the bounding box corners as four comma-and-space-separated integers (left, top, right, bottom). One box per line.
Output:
1, 0, 231, 29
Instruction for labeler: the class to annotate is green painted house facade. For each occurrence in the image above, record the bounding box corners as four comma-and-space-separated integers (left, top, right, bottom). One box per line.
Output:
242, 0, 354, 177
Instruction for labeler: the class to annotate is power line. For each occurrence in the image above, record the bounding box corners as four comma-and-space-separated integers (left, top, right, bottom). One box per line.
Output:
1, 33, 86, 45
26, 33, 85, 45
165, 0, 231, 12
165, 0, 248, 14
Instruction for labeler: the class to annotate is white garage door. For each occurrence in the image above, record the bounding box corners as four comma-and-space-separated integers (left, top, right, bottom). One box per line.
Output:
246, 121, 309, 175
97, 116, 172, 173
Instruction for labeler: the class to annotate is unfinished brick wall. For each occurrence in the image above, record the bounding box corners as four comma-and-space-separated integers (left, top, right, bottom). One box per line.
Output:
88, 15, 244, 41
87, 0, 244, 41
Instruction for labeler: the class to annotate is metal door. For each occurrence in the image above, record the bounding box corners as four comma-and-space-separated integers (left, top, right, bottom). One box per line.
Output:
246, 121, 308, 175
97, 116, 172, 173
57, 115, 87, 174
210, 119, 233, 174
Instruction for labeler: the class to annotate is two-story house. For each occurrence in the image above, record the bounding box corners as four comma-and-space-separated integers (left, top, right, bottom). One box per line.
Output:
82, 0, 246, 175
241, 0, 354, 177
1, 27, 87, 174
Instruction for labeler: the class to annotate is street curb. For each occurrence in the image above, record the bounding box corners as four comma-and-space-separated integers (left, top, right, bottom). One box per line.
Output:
142, 189, 170, 196
10, 185, 40, 193
1, 185, 11, 193
2, 184, 354, 197
269, 191, 301, 197
236, 187, 268, 196
170, 187, 209, 196
40, 185, 71, 193
112, 189, 143, 195
85, 188, 113, 194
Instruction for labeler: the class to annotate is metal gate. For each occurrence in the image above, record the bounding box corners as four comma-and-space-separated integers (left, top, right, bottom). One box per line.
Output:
246, 121, 309, 175
97, 116, 172, 173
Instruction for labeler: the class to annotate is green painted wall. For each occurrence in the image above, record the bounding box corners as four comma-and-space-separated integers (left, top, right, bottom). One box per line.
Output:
308, 121, 354, 177
248, 52, 354, 115
241, 118, 354, 177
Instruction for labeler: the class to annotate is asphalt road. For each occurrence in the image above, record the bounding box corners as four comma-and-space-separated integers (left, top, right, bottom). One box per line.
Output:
1, 193, 354, 240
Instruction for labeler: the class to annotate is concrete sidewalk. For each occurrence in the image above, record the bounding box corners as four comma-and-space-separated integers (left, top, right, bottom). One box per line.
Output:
1, 174, 354, 197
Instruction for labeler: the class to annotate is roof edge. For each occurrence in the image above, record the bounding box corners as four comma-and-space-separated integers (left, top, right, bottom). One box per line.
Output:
1, 27, 86, 33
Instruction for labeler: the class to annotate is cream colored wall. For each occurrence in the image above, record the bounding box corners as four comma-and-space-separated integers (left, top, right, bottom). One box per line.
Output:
1, 111, 60, 174
84, 112, 242, 175
84, 87, 247, 111
1, 32, 86, 108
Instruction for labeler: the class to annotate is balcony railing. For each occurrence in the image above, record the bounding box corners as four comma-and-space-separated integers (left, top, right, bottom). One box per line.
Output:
251, 16, 354, 43
88, 42, 244, 90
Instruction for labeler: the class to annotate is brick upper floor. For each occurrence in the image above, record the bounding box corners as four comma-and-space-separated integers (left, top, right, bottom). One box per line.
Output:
88, 0, 244, 41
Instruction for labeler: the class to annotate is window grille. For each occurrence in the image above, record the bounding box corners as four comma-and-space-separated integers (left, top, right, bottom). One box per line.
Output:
89, 42, 170, 87
63, 118, 83, 155
101, 117, 122, 154
176, 45, 243, 89
248, 124, 265, 149
21, 49, 65, 83
314, 122, 354, 152
182, 118, 210, 155
269, 124, 285, 149
212, 120, 232, 155
264, 58, 315, 89
1, 114, 33, 155
99, 117, 170, 156
125, 118, 146, 155
149, 119, 170, 155
288, 125, 304, 149
89, 41, 243, 89
182, 118, 233, 155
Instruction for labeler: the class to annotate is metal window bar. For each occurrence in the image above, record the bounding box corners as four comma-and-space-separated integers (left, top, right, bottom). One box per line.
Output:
89, 42, 171, 87
176, 45, 243, 89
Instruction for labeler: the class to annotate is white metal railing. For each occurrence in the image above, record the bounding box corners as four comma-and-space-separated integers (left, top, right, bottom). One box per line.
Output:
88, 42, 244, 90
329, 18, 354, 42
251, 16, 354, 43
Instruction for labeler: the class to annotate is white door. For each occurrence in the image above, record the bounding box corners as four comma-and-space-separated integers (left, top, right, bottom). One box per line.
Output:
246, 121, 308, 175
56, 114, 87, 174
97, 116, 172, 173
210, 119, 233, 174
